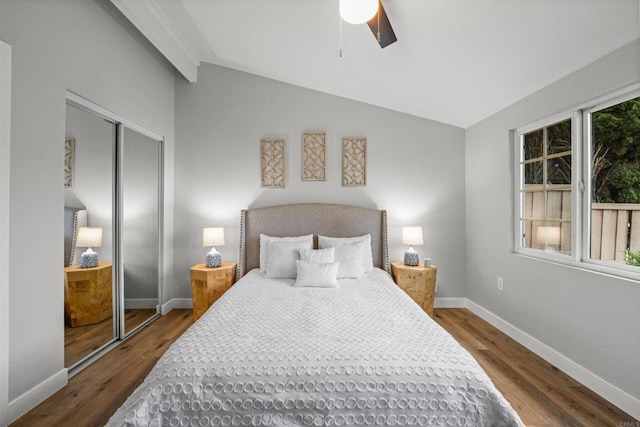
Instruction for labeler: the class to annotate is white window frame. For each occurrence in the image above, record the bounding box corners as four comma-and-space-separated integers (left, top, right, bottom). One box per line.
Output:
514, 84, 640, 283
582, 89, 640, 278
514, 111, 581, 264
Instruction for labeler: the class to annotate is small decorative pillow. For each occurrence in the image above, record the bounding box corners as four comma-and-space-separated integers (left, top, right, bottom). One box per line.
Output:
318, 234, 373, 272
260, 234, 313, 272
299, 247, 335, 264
332, 240, 366, 278
265, 239, 313, 279
294, 260, 339, 288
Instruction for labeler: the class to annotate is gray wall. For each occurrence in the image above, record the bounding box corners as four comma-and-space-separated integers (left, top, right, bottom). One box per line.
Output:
174, 64, 466, 299
0, 39, 12, 427
0, 0, 175, 411
465, 38, 640, 402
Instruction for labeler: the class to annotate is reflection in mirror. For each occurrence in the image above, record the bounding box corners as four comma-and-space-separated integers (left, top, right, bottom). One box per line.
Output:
121, 126, 161, 335
63, 102, 116, 368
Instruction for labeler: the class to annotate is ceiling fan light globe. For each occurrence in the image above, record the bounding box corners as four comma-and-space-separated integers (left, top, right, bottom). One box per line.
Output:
340, 0, 378, 25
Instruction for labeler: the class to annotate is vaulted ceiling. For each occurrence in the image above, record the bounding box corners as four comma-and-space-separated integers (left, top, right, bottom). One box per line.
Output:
111, 0, 640, 128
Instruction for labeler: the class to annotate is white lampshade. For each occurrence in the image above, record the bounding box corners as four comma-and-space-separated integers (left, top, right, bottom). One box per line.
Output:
339, 0, 378, 24
536, 226, 560, 246
76, 227, 103, 248
203, 227, 225, 247
402, 226, 424, 246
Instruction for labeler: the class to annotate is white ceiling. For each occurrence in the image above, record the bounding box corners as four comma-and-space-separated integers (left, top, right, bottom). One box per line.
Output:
112, 0, 640, 128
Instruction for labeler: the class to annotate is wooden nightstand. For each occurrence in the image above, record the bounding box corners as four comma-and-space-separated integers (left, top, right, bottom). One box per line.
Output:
64, 262, 113, 327
391, 261, 437, 318
189, 262, 236, 321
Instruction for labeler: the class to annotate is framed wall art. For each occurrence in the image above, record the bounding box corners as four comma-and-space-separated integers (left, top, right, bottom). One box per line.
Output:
260, 138, 286, 188
64, 137, 75, 188
342, 137, 366, 187
302, 131, 326, 181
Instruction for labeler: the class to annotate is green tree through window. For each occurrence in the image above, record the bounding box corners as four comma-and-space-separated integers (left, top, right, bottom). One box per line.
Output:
592, 96, 640, 203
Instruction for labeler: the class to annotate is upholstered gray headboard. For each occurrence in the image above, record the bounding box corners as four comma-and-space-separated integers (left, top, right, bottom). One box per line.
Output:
64, 207, 87, 267
238, 203, 389, 277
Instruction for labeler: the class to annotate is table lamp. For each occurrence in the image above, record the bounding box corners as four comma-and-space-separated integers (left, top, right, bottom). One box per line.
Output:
203, 227, 225, 268
77, 227, 103, 268
402, 226, 423, 266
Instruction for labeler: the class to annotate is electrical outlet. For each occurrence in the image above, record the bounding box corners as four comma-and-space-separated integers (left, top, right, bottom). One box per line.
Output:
497, 277, 504, 292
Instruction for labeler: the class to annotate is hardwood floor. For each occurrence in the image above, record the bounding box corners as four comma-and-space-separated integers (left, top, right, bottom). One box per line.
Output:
13, 308, 638, 426
14, 310, 194, 427
64, 316, 114, 368
64, 309, 159, 368
434, 309, 637, 426
123, 308, 158, 334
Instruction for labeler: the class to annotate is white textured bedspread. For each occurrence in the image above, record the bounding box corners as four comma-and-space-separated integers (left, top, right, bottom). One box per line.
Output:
108, 268, 523, 426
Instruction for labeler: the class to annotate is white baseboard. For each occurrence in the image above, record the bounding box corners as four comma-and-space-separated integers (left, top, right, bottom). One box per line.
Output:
8, 368, 67, 423
160, 298, 192, 315
124, 298, 158, 309
463, 299, 640, 421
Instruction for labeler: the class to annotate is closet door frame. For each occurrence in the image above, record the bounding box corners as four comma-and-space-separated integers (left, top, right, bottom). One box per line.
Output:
65, 90, 164, 370
66, 94, 120, 361
115, 123, 164, 338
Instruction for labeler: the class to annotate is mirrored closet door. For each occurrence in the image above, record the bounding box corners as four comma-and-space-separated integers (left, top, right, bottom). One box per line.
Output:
119, 126, 162, 336
64, 93, 163, 372
64, 102, 117, 369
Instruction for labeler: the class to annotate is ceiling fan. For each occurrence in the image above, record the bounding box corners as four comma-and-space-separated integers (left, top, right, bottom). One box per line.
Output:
367, 0, 397, 48
340, 0, 397, 49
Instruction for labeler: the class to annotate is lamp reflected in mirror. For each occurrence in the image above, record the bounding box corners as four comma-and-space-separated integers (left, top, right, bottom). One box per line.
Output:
77, 227, 102, 268
536, 225, 561, 251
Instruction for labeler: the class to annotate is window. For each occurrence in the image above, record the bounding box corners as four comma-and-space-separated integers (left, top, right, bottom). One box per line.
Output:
520, 119, 572, 255
586, 95, 640, 270
515, 89, 640, 278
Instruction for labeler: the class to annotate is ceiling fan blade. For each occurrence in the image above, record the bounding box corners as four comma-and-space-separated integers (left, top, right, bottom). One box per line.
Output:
367, 0, 397, 48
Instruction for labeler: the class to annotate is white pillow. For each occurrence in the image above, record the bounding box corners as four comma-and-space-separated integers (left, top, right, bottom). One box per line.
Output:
332, 240, 366, 278
265, 239, 313, 279
294, 260, 339, 288
318, 234, 373, 272
299, 247, 335, 264
260, 234, 313, 271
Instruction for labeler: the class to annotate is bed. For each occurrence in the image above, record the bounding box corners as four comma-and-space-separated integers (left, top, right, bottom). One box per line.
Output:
107, 203, 523, 426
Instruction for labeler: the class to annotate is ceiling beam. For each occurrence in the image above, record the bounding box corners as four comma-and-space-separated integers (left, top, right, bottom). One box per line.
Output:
110, 0, 200, 82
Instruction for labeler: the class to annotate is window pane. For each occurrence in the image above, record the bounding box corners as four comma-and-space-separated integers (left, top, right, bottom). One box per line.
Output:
525, 161, 543, 185
518, 116, 573, 257
523, 191, 545, 249
524, 130, 543, 160
546, 190, 571, 220
523, 220, 544, 249
591, 96, 640, 204
559, 221, 572, 254
536, 222, 560, 249
590, 96, 640, 268
547, 155, 571, 185
547, 119, 571, 155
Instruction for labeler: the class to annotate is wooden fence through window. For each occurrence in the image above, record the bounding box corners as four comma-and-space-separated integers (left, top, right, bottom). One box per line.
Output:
592, 203, 640, 261
524, 191, 640, 261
